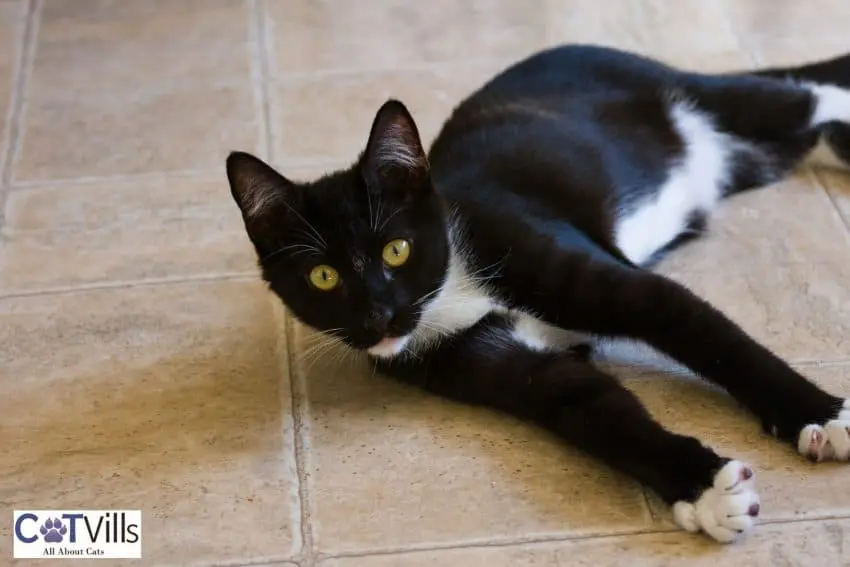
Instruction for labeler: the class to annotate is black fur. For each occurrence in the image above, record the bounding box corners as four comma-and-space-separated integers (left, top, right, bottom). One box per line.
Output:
226, 45, 850, 521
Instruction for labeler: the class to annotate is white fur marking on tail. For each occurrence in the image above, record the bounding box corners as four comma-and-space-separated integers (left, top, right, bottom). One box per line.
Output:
809, 84, 850, 127
614, 102, 730, 265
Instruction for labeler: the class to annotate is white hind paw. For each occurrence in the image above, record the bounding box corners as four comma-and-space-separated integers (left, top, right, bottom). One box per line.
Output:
672, 460, 760, 544
798, 400, 850, 462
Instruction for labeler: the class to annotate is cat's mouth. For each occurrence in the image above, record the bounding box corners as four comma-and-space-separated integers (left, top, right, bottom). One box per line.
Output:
366, 335, 411, 359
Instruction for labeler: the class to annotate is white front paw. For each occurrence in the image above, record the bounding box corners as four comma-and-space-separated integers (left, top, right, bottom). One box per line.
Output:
672, 460, 760, 544
798, 399, 850, 462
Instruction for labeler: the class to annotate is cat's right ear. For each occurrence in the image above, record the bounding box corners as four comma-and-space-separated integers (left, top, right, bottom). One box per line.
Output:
226, 151, 294, 234
361, 99, 429, 190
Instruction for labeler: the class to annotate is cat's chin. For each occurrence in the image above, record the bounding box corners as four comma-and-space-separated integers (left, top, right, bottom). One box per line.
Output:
366, 335, 411, 359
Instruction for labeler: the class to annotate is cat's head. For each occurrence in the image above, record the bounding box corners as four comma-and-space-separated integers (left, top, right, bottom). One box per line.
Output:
226, 99, 450, 358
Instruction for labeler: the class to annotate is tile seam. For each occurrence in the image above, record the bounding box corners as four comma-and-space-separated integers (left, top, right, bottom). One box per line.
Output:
252, 0, 274, 162
0, 0, 39, 217
309, 514, 850, 563
284, 312, 317, 567
0, 271, 259, 300
255, 3, 316, 565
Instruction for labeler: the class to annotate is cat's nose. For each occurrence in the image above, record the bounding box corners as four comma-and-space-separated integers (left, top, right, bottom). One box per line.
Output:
366, 305, 395, 334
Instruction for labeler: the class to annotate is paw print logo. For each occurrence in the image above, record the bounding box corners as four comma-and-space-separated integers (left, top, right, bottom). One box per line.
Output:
39, 518, 67, 543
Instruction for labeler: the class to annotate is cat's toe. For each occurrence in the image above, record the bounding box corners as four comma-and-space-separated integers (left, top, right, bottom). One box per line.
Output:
672, 460, 760, 544
797, 399, 850, 462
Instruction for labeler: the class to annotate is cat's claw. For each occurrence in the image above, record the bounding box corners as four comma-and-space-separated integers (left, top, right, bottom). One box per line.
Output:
797, 399, 850, 462
672, 460, 760, 544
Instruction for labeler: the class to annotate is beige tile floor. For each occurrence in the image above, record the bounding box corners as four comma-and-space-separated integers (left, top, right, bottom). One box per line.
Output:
1, 1, 850, 566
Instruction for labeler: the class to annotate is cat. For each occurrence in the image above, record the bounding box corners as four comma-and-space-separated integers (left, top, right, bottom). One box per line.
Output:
225, 44, 850, 544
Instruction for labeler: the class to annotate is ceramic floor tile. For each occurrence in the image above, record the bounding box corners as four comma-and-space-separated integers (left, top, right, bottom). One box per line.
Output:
0, 280, 300, 565
0, 80, 11, 177
618, 364, 850, 524
819, 169, 850, 233
0, 175, 256, 294
296, 325, 652, 556
0, 0, 26, 169
661, 261, 850, 364
273, 62, 506, 167
654, 173, 850, 275
544, 0, 750, 72
320, 519, 850, 566
542, 0, 645, 53
0, 0, 25, 72
265, 0, 546, 76
723, 0, 850, 66
13, 85, 260, 182
747, 37, 850, 70
31, 0, 252, 98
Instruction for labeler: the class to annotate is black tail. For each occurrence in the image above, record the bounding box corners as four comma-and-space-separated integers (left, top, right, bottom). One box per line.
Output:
750, 53, 850, 88
750, 53, 850, 167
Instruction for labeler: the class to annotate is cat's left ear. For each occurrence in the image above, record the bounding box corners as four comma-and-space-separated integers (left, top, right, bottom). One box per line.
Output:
361, 99, 429, 187
226, 151, 296, 246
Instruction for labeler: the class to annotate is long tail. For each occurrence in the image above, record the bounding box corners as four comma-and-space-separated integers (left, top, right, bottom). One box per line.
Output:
750, 53, 850, 168
749, 53, 850, 88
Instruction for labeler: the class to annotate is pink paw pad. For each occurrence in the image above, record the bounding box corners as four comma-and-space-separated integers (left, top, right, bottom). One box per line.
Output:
798, 424, 830, 461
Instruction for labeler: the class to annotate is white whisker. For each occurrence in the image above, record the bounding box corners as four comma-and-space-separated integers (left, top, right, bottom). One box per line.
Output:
377, 207, 404, 233
281, 201, 328, 248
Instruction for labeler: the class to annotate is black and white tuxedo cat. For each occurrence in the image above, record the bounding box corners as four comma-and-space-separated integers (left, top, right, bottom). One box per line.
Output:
225, 45, 850, 544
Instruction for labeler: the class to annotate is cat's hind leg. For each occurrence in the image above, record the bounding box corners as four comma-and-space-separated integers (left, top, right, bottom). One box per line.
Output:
682, 56, 850, 194
752, 53, 850, 171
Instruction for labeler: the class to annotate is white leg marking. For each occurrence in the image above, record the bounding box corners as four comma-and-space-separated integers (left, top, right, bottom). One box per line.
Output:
615, 102, 729, 265
672, 460, 760, 544
809, 84, 850, 127
797, 399, 850, 462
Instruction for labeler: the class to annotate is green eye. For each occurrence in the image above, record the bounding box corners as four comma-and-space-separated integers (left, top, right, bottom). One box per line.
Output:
382, 239, 411, 267
308, 265, 340, 291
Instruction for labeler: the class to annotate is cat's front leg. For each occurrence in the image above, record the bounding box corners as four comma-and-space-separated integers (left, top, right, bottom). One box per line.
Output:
376, 316, 760, 543
548, 262, 850, 463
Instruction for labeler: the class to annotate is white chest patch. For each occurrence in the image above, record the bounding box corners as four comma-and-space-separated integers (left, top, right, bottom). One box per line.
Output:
614, 101, 733, 265
408, 252, 498, 354
511, 311, 587, 352
368, 248, 586, 360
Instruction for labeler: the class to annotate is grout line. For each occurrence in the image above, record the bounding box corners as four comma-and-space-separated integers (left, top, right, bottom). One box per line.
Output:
812, 168, 850, 236
5, 162, 342, 191
313, 527, 676, 562
793, 358, 850, 368
7, 167, 227, 190
0, 271, 259, 300
216, 514, 850, 567
251, 0, 275, 162
639, 488, 657, 524
311, 514, 850, 563
759, 514, 850, 527
285, 313, 317, 567
270, 56, 508, 84
2, 0, 39, 189
9, 77, 258, 105
256, 2, 315, 563
0, 0, 38, 221
205, 555, 301, 567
